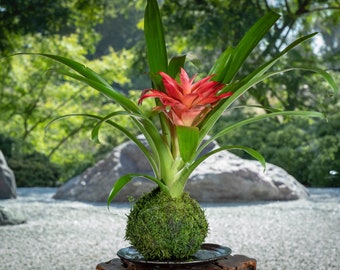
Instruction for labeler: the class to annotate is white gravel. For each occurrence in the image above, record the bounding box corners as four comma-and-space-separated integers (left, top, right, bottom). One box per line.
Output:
0, 187, 339, 270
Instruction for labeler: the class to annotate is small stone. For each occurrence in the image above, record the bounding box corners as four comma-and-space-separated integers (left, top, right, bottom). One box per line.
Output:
0, 206, 26, 226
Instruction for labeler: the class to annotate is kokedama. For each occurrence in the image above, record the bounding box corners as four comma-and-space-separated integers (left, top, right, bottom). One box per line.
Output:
125, 188, 208, 260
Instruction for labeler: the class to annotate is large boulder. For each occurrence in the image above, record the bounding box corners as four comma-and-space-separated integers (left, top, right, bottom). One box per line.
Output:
0, 150, 17, 199
54, 139, 308, 202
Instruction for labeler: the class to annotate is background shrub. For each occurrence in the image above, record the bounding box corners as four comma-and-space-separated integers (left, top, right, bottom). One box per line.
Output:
214, 110, 340, 187
0, 135, 61, 187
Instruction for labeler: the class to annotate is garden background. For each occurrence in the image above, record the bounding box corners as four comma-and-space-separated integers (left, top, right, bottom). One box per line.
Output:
1, 0, 339, 188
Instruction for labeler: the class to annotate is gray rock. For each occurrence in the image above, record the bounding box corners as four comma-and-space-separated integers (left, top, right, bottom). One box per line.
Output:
54, 140, 156, 202
187, 151, 308, 202
0, 206, 26, 226
54, 138, 308, 202
0, 150, 17, 199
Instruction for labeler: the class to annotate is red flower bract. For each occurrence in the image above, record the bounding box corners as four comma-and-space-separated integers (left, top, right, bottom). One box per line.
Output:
139, 68, 232, 127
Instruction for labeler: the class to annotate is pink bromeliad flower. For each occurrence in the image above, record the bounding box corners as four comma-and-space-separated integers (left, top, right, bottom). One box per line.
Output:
139, 68, 233, 127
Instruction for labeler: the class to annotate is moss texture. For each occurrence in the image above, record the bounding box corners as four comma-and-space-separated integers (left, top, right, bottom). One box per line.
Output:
125, 188, 208, 261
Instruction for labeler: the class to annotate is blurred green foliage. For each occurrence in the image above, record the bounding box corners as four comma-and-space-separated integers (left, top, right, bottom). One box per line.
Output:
0, 0, 339, 187
213, 103, 340, 187
0, 1, 137, 185
9, 151, 61, 187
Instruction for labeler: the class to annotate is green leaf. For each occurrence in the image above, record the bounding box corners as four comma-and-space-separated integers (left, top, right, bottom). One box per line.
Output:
234, 146, 266, 170
176, 125, 199, 163
18, 53, 112, 88
209, 46, 234, 81
209, 11, 280, 84
198, 110, 326, 156
14, 53, 142, 114
107, 173, 168, 208
48, 68, 141, 114
198, 145, 266, 170
199, 33, 319, 143
90, 111, 127, 143
177, 145, 266, 186
91, 111, 168, 178
144, 0, 168, 87
45, 112, 163, 180
291, 66, 338, 95
143, 0, 172, 151
168, 55, 186, 78
224, 11, 280, 83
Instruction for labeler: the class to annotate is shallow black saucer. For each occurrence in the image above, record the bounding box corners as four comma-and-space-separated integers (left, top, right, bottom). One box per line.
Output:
117, 243, 232, 267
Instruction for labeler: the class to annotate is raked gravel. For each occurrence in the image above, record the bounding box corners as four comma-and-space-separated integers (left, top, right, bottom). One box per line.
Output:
0, 187, 339, 270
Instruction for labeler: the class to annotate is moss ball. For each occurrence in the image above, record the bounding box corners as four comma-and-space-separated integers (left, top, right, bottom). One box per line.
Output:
125, 188, 208, 261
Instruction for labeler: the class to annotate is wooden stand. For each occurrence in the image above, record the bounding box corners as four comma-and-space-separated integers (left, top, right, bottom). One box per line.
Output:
96, 255, 256, 270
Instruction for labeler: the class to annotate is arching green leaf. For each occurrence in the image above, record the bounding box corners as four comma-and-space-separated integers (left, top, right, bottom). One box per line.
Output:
107, 173, 169, 208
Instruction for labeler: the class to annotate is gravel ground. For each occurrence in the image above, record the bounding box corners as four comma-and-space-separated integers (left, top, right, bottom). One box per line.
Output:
0, 187, 339, 270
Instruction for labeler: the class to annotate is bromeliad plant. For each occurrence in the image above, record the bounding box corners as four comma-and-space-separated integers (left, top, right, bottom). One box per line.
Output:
18, 0, 337, 261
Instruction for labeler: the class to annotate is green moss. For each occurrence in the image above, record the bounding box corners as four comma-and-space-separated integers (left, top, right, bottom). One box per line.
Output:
125, 188, 208, 261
